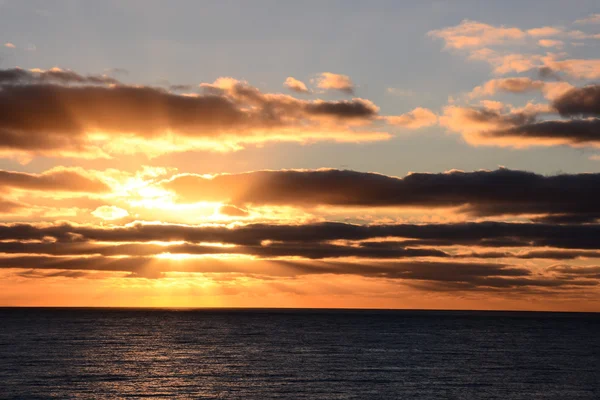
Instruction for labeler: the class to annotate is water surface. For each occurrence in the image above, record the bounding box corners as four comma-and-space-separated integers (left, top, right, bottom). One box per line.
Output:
1, 308, 599, 399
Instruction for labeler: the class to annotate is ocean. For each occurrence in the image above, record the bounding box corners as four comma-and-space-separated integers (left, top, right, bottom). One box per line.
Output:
0, 308, 599, 399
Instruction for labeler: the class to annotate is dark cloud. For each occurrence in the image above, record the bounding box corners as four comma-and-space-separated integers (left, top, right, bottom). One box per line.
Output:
0, 68, 119, 85
0, 240, 448, 259
16, 269, 90, 279
490, 118, 600, 145
0, 70, 386, 156
304, 99, 378, 119
0, 168, 109, 193
3, 254, 595, 292
0, 84, 245, 146
163, 168, 600, 222
459, 250, 600, 260
532, 213, 600, 224
538, 67, 562, 81
2, 230, 600, 261
2, 220, 600, 250
0, 219, 599, 292
448, 85, 600, 148
553, 85, 600, 117
548, 265, 600, 280
442, 85, 600, 148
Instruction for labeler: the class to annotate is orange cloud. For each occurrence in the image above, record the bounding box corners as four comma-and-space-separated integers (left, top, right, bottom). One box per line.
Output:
575, 13, 600, 25
315, 72, 354, 94
385, 108, 437, 129
541, 55, 600, 79
527, 27, 564, 37
429, 20, 526, 49
538, 39, 564, 48
469, 77, 546, 98
468, 49, 543, 74
283, 77, 309, 93
441, 84, 600, 149
468, 77, 573, 100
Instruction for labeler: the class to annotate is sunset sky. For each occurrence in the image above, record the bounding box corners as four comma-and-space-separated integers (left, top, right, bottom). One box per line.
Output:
1, 0, 600, 310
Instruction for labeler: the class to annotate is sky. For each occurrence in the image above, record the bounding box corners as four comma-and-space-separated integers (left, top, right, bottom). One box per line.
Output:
1, 0, 600, 310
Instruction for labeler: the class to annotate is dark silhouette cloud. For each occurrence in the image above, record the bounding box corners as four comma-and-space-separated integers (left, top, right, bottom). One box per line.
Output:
0, 240, 448, 259
548, 265, 600, 279
2, 220, 600, 250
4, 254, 597, 292
304, 99, 377, 119
0, 70, 388, 157
554, 85, 600, 117
163, 168, 600, 222
490, 118, 600, 145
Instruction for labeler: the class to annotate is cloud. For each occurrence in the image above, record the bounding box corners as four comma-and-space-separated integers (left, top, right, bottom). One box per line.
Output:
0, 71, 396, 159
548, 265, 600, 279
284, 77, 309, 93
104, 67, 128, 76
3, 42, 15, 49
466, 49, 544, 75
315, 72, 354, 94
442, 85, 600, 148
0, 238, 447, 259
16, 269, 90, 279
490, 118, 600, 147
218, 204, 249, 217
5, 220, 600, 255
542, 56, 600, 79
304, 98, 378, 119
468, 77, 546, 98
169, 84, 193, 91
541, 82, 575, 100
0, 167, 109, 193
527, 27, 564, 37
386, 88, 414, 96
538, 67, 562, 80
467, 78, 571, 100
538, 39, 564, 48
0, 199, 25, 214
575, 14, 600, 25
0, 250, 598, 293
430, 20, 600, 79
440, 105, 537, 141
462, 249, 600, 260
3, 226, 600, 261
91, 205, 129, 220
162, 168, 600, 222
428, 20, 525, 49
385, 108, 437, 129
0, 67, 119, 85
553, 85, 600, 116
